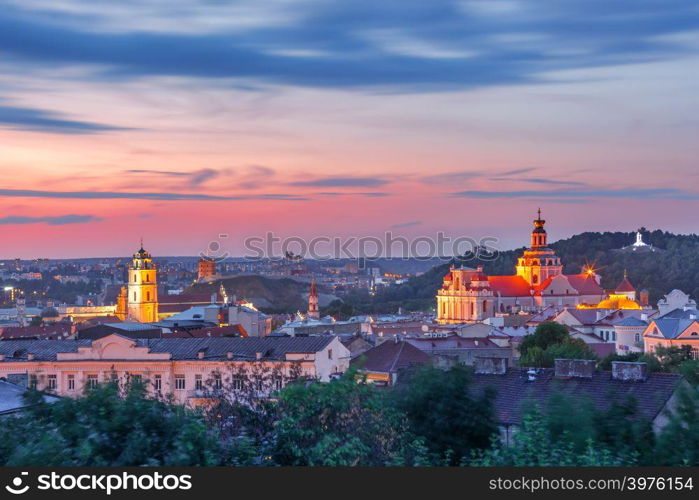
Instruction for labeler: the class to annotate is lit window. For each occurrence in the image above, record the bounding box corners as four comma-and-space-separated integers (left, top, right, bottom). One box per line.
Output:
174, 375, 186, 390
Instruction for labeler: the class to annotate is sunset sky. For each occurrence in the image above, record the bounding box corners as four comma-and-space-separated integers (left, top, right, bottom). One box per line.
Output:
1, 0, 698, 258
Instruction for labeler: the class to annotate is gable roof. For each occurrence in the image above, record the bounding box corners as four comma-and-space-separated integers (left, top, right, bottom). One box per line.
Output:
616, 276, 636, 293
565, 273, 605, 295
352, 341, 431, 373
648, 318, 699, 340
470, 368, 683, 426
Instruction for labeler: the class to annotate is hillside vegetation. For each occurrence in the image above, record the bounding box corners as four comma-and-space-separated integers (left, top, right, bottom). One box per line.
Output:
336, 229, 699, 315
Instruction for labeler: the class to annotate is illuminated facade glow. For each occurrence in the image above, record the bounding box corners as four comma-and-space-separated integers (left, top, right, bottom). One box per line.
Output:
436, 211, 606, 324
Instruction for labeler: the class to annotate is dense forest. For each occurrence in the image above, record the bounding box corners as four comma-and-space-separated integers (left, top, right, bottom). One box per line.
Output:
329, 229, 699, 316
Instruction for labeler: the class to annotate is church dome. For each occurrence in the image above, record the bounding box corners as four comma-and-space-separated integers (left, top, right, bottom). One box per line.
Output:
595, 294, 642, 310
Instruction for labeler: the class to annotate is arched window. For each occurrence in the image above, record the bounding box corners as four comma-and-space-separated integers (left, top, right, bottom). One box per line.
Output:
133, 292, 137, 301
133, 273, 137, 282
146, 291, 151, 301
532, 274, 538, 284
482, 300, 487, 312
146, 274, 150, 282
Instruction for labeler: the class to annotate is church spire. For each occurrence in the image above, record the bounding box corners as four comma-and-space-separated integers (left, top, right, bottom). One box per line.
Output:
530, 208, 547, 249
308, 277, 319, 320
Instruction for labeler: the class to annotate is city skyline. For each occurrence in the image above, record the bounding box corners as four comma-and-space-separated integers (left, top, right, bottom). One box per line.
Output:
1, 1, 698, 258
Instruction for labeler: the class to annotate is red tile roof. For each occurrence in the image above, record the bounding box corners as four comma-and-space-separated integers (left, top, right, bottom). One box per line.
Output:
615, 277, 636, 292
487, 275, 533, 296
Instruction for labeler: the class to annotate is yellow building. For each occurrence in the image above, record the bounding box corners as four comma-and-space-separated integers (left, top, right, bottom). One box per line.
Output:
126, 244, 159, 323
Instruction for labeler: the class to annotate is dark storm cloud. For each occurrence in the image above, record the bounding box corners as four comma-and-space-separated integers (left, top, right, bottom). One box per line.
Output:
0, 1, 697, 91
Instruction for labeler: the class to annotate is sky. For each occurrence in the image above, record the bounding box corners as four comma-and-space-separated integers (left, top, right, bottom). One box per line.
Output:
0, 0, 698, 258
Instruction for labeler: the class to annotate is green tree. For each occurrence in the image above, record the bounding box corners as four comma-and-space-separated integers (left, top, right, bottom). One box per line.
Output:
520, 338, 596, 367
272, 372, 423, 466
519, 322, 570, 358
0, 382, 223, 466
389, 365, 497, 464
655, 386, 699, 465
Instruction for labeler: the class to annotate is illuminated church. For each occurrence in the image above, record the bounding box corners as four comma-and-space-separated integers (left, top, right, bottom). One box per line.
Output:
436, 211, 606, 324
116, 243, 159, 323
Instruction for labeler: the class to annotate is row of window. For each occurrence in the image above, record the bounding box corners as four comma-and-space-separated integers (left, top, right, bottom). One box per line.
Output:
31, 373, 284, 392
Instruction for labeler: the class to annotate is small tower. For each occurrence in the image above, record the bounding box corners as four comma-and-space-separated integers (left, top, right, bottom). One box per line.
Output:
127, 240, 159, 323
115, 286, 128, 321
615, 270, 637, 301
515, 209, 563, 286
531, 208, 547, 248
308, 277, 319, 320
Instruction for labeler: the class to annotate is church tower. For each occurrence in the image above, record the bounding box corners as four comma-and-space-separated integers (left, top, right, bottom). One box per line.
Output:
127, 241, 159, 323
308, 277, 319, 319
515, 209, 563, 286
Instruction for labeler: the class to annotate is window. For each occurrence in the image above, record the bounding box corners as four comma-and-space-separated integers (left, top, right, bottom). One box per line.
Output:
87, 374, 98, 389
328, 349, 333, 360
214, 374, 222, 390
256, 379, 263, 391
635, 333, 641, 343
146, 291, 150, 301
47, 374, 57, 390
29, 374, 38, 389
195, 374, 203, 391
532, 274, 538, 284
232, 375, 243, 390
174, 375, 186, 390
153, 375, 162, 392
274, 377, 283, 391
133, 292, 137, 301
67, 374, 75, 391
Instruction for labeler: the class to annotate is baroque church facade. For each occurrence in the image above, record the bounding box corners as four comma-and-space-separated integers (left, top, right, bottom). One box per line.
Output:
436, 211, 606, 324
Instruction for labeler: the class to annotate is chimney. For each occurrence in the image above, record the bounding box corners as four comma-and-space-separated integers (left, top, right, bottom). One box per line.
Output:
596, 310, 606, 322
640, 313, 648, 321
690, 313, 697, 320
27, 353, 34, 361
0, 354, 4, 361
197, 350, 205, 359
226, 351, 233, 360
612, 361, 648, 382
554, 359, 595, 378
474, 356, 508, 375
255, 351, 263, 360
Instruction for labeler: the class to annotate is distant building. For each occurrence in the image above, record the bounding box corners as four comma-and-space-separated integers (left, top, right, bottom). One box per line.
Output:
657, 289, 697, 316
0, 335, 350, 405
619, 231, 657, 253
352, 340, 431, 386
470, 359, 687, 444
643, 310, 699, 359
197, 258, 217, 282
308, 278, 319, 320
436, 211, 605, 324
126, 243, 159, 323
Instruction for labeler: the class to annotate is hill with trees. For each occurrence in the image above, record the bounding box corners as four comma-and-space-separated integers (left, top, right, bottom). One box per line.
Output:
334, 229, 699, 315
